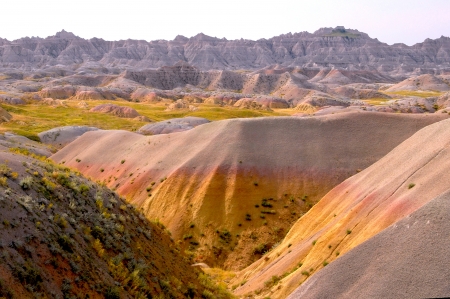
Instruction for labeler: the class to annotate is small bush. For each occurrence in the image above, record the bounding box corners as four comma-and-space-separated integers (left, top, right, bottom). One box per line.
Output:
253, 243, 270, 255
264, 275, 281, 288
408, 183, 416, 189
19, 176, 33, 190
301, 270, 310, 277
104, 287, 120, 299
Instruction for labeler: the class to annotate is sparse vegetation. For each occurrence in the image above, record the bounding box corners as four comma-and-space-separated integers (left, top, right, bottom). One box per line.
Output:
0, 148, 226, 298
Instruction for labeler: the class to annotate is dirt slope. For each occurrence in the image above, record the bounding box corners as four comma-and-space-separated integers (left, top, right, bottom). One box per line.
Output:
233, 117, 450, 299
51, 112, 447, 270
288, 189, 450, 299
0, 144, 231, 298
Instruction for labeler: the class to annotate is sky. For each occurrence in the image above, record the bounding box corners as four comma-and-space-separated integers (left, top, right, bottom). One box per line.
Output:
2, 0, 450, 45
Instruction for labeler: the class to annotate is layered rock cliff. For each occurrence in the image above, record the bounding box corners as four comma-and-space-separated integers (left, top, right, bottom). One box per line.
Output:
1, 27, 450, 73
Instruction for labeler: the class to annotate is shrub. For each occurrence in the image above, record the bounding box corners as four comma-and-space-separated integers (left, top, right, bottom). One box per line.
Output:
19, 176, 33, 189
183, 234, 193, 240
0, 177, 7, 187
58, 235, 73, 253
104, 287, 120, 299
79, 184, 89, 195
218, 229, 232, 243
408, 183, 416, 189
264, 275, 281, 288
261, 199, 272, 208
92, 239, 105, 257
253, 243, 270, 255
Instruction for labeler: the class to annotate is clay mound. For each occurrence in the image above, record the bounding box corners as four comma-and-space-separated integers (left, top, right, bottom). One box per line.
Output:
234, 117, 450, 299
436, 91, 450, 108
294, 90, 354, 108
0, 94, 25, 105
89, 104, 140, 118
288, 190, 450, 299
252, 96, 289, 108
39, 85, 76, 99
233, 98, 272, 110
204, 96, 224, 105
309, 69, 329, 82
242, 72, 294, 95
38, 126, 100, 148
51, 112, 447, 270
0, 150, 222, 298
133, 115, 151, 122
0, 132, 53, 157
386, 74, 450, 91
387, 96, 437, 113
0, 107, 12, 122
318, 69, 351, 85
137, 117, 210, 135
165, 99, 197, 111
130, 88, 161, 102
42, 98, 68, 107
332, 86, 391, 99
73, 90, 111, 100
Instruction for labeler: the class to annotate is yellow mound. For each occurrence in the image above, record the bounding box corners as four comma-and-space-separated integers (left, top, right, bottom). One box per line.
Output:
51, 112, 447, 270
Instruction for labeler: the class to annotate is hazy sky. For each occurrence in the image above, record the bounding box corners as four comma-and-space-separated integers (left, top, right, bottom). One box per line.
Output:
3, 0, 450, 45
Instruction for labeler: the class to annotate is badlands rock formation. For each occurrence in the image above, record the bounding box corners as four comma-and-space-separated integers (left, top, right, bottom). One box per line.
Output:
51, 112, 447, 269
234, 117, 450, 299
288, 189, 450, 299
1, 28, 450, 72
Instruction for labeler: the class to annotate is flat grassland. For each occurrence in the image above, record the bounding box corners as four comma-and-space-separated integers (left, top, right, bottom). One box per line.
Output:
0, 100, 292, 140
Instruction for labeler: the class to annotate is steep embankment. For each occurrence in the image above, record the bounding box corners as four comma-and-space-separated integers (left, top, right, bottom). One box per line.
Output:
51, 112, 448, 270
0, 144, 230, 298
234, 117, 450, 299
288, 189, 450, 299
